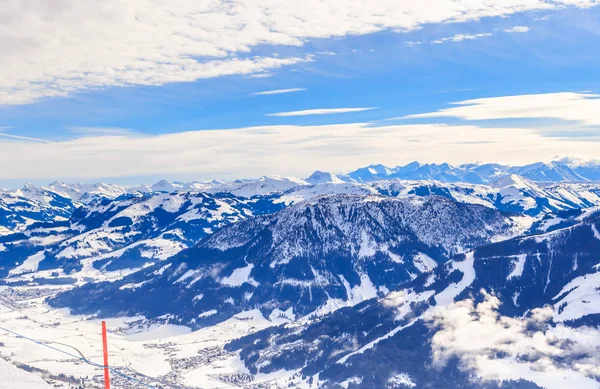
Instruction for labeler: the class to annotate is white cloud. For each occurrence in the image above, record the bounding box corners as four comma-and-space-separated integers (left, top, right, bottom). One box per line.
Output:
426, 292, 600, 389
404, 92, 600, 126
1, 0, 598, 105
431, 32, 493, 44
1, 121, 599, 181
244, 73, 275, 79
251, 88, 306, 96
267, 107, 377, 117
504, 26, 531, 33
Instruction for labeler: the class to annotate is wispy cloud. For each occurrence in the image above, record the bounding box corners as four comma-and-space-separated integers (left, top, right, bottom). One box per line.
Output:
432, 32, 493, 44
250, 88, 306, 96
403, 92, 600, 126
267, 107, 378, 117
2, 0, 597, 105
504, 26, 530, 33
0, 133, 51, 143
244, 73, 274, 79
67, 126, 139, 137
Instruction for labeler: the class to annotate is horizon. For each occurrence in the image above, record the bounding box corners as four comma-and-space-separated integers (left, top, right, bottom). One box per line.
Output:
2, 157, 600, 189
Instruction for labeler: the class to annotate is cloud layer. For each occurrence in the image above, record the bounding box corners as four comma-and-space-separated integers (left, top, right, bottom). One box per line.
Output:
1, 121, 599, 181
426, 292, 600, 389
405, 92, 600, 126
2, 0, 599, 105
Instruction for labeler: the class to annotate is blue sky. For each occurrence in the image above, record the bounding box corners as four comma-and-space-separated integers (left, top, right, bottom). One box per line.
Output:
1, 1, 600, 186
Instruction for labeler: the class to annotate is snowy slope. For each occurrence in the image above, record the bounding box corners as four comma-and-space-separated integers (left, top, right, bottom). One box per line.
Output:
0, 359, 53, 389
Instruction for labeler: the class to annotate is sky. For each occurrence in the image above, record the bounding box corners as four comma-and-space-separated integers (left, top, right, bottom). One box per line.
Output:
1, 0, 600, 186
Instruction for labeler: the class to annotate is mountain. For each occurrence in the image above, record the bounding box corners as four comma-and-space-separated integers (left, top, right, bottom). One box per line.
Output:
0, 186, 77, 234
344, 160, 600, 184
370, 176, 600, 218
305, 171, 345, 185
49, 194, 529, 328
2, 171, 600, 388
508, 161, 587, 182
45, 181, 130, 203
222, 208, 600, 389
341, 164, 396, 182
0, 191, 285, 282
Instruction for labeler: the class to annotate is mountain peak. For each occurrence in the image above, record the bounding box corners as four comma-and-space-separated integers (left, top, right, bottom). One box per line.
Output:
305, 171, 344, 184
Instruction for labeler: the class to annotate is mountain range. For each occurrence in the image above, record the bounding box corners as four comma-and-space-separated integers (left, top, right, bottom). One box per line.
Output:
1, 160, 600, 388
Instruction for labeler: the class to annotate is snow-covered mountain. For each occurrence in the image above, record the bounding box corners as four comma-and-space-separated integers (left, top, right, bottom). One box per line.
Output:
305, 170, 345, 185
0, 186, 77, 234
49, 194, 529, 327
2, 161, 600, 388
0, 191, 285, 282
342, 159, 600, 183
222, 208, 600, 389
3, 176, 600, 285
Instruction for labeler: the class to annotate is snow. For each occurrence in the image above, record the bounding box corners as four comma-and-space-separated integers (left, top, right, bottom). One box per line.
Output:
0, 286, 297, 389
358, 230, 377, 258
413, 252, 437, 273
339, 376, 363, 388
8, 251, 45, 276
0, 359, 53, 389
507, 254, 527, 280
387, 373, 416, 388
339, 274, 378, 306
198, 310, 218, 318
337, 319, 417, 365
473, 357, 600, 389
435, 253, 476, 306
592, 223, 600, 240
268, 307, 295, 323
220, 264, 256, 287
553, 271, 600, 322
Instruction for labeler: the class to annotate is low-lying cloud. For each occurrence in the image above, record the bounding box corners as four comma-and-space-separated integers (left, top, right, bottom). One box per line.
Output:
426, 291, 600, 389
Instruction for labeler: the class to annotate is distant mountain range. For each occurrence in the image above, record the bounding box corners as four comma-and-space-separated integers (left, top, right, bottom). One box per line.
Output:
340, 159, 600, 183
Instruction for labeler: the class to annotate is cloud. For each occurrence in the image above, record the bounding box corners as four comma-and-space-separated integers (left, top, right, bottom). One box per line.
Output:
504, 26, 531, 33
431, 33, 493, 44
426, 292, 600, 389
1, 121, 600, 181
404, 92, 600, 126
267, 107, 377, 117
67, 127, 140, 137
251, 88, 306, 96
1, 0, 598, 105
0, 127, 51, 143
244, 73, 275, 79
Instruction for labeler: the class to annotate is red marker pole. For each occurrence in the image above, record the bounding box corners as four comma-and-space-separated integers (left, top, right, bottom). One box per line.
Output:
102, 321, 111, 389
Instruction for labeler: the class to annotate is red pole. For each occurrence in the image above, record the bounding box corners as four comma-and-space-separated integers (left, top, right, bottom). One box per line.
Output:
102, 321, 111, 389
